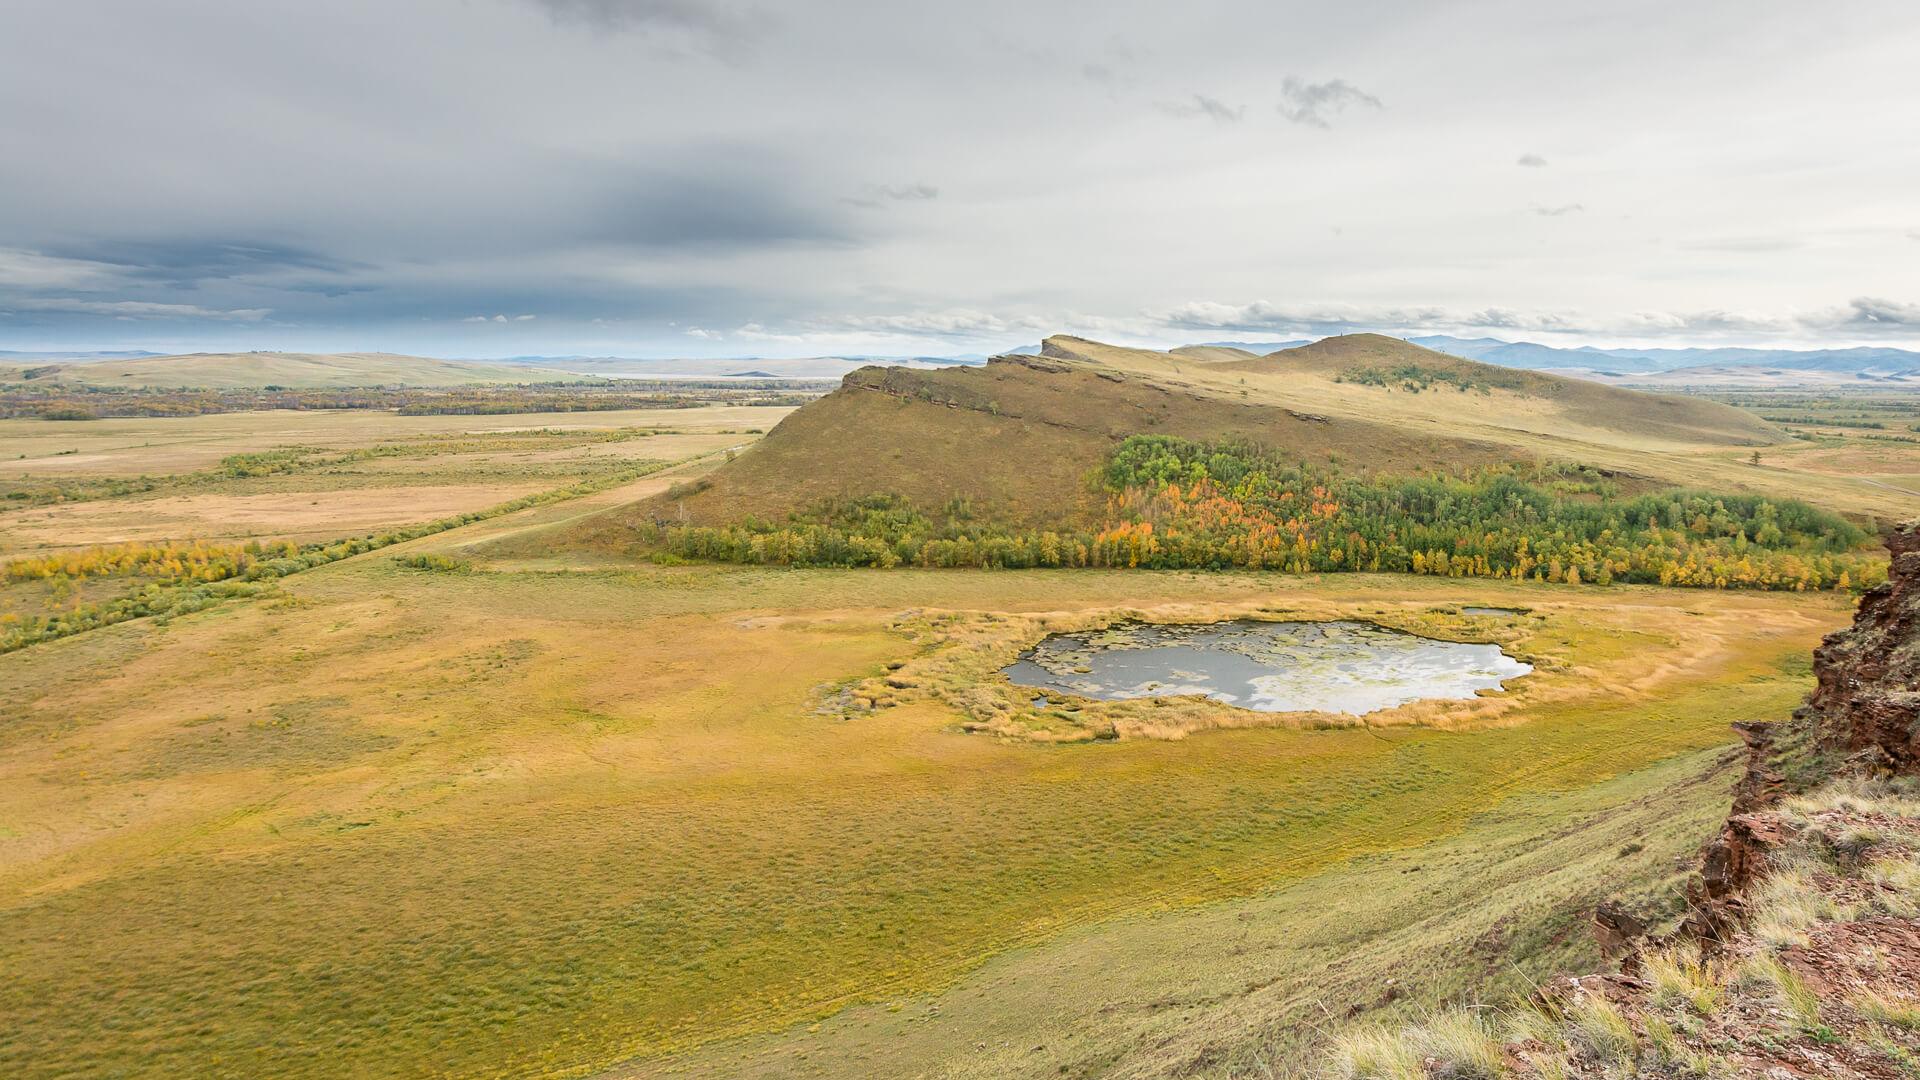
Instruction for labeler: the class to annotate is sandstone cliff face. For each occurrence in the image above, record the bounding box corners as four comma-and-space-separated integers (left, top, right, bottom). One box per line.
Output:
1808, 520, 1920, 772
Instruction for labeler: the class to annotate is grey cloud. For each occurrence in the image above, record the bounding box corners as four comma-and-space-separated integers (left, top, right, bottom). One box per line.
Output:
1157, 300, 1449, 335
40, 238, 356, 288
1, 3, 1915, 356
1152, 300, 1824, 339
0, 248, 124, 290
1517, 153, 1548, 167
541, 150, 862, 252
1, 298, 271, 321
1531, 203, 1585, 216
844, 183, 940, 209
1158, 95, 1245, 123
1823, 296, 1920, 329
1277, 77, 1382, 128
526, 0, 768, 55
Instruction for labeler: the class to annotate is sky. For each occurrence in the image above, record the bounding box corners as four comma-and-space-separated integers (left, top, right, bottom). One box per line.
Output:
2, 0, 1919, 359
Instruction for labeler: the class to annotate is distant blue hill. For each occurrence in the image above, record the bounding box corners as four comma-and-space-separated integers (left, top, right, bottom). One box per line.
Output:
1408, 335, 1920, 375
1198, 340, 1314, 354
0, 349, 166, 362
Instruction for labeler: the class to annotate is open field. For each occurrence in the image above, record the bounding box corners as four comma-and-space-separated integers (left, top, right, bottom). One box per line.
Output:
0, 533, 1852, 1077
650, 744, 1746, 1079
1690, 387, 1920, 507
7, 351, 580, 389
0, 406, 791, 558
0, 405, 789, 477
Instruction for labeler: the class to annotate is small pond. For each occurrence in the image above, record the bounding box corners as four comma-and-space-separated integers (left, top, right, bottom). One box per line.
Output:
1003, 619, 1531, 715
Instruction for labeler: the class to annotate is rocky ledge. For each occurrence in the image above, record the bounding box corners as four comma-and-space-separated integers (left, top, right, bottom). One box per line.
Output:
1330, 523, 1920, 1079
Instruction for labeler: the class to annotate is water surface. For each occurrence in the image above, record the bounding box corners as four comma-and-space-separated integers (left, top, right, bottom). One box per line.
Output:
1004, 619, 1531, 715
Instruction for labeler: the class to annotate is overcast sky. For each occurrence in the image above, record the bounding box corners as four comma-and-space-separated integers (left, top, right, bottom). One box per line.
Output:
3, 1, 1918, 358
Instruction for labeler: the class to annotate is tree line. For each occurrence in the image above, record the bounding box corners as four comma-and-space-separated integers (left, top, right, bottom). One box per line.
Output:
643, 435, 1886, 592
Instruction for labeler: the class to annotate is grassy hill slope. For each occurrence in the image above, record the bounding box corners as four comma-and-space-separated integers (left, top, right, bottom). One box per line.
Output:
585, 350, 1513, 533
1243, 334, 1783, 446
14, 351, 582, 389
575, 333, 1880, 546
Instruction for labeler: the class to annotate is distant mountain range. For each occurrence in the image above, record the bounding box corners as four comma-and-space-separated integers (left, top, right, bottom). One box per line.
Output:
12, 337, 1918, 383
1401, 336, 1920, 376
0, 349, 167, 362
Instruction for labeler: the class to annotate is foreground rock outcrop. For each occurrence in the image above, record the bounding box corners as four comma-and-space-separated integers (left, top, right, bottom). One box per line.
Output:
1811, 520, 1920, 772
1329, 524, 1920, 1079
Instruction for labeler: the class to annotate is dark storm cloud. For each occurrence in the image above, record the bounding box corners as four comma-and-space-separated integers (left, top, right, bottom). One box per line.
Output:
1276, 77, 1382, 128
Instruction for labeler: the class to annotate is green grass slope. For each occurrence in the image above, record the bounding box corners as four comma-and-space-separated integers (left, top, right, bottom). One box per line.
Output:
17, 351, 581, 389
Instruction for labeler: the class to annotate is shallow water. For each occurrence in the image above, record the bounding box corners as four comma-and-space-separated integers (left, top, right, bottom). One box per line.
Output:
1460, 606, 1524, 616
1002, 619, 1531, 715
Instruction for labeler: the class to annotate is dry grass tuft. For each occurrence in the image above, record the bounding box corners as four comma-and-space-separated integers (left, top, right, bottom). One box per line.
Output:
1743, 953, 1824, 1032
1566, 993, 1638, 1065
1855, 989, 1920, 1032
1325, 1010, 1504, 1080
1643, 944, 1724, 1016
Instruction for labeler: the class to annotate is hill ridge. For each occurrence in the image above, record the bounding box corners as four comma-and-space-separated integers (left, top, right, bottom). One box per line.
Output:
572, 334, 1842, 542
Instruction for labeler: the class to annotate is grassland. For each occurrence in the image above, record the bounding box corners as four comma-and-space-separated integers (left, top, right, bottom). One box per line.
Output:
11, 351, 580, 389
0, 358, 1893, 1079
1693, 387, 1920, 511
649, 745, 1747, 1079
0, 405, 790, 558
0, 539, 1850, 1077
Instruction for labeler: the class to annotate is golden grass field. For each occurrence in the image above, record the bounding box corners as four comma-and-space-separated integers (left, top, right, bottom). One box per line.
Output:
0, 377, 1905, 1079
0, 535, 1851, 1077
16, 351, 579, 389
0, 406, 787, 558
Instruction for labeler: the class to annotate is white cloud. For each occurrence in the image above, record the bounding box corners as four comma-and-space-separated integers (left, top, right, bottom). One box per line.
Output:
1517, 153, 1548, 167
1530, 203, 1585, 217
